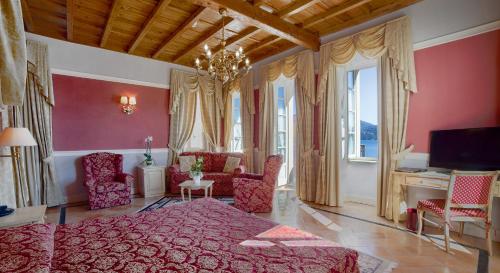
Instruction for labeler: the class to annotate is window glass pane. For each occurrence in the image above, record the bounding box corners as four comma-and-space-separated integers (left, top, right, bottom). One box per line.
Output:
277, 132, 286, 148
278, 87, 285, 99
358, 67, 378, 158
348, 134, 355, 156
278, 116, 286, 131
278, 148, 286, 163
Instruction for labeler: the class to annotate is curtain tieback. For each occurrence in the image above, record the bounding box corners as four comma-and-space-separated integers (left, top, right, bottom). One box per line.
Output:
300, 148, 314, 159
43, 155, 54, 163
392, 144, 414, 161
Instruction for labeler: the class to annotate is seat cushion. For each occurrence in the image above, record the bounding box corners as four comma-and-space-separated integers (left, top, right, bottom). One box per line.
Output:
417, 199, 488, 219
96, 182, 127, 193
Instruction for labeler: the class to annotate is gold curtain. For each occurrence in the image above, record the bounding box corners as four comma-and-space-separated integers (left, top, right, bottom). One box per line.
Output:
316, 16, 417, 214
168, 70, 198, 165
0, 0, 27, 106
199, 76, 223, 152
239, 72, 254, 172
223, 80, 238, 152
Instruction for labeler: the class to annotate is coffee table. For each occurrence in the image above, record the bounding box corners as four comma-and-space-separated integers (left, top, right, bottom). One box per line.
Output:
179, 180, 214, 201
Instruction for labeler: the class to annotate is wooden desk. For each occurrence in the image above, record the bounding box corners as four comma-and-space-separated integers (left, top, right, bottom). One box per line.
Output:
0, 205, 47, 228
391, 171, 500, 225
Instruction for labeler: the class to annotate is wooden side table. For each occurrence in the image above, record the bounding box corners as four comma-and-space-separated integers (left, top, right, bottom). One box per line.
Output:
138, 165, 166, 197
179, 180, 214, 201
0, 205, 47, 228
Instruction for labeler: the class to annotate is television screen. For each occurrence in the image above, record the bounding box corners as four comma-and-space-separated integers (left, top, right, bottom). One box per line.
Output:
429, 127, 500, 171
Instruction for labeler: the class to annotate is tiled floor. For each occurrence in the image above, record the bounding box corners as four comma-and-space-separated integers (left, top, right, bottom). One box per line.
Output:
46, 190, 500, 273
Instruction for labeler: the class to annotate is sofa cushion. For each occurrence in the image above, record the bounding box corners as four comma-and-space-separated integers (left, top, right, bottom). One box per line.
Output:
223, 156, 241, 173
0, 224, 56, 273
96, 182, 127, 193
179, 155, 196, 172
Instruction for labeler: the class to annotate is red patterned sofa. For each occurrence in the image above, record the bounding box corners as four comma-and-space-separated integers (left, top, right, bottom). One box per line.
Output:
167, 152, 246, 196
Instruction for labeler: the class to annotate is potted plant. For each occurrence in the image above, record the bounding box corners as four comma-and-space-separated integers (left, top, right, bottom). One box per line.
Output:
143, 136, 153, 166
190, 157, 204, 185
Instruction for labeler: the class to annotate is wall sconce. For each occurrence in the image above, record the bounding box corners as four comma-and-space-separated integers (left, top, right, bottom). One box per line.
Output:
120, 96, 136, 115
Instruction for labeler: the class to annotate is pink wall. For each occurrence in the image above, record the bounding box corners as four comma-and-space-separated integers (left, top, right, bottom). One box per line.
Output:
406, 29, 500, 153
52, 75, 169, 151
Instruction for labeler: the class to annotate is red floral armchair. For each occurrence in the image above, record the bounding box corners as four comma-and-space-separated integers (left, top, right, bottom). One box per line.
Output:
82, 152, 134, 210
233, 155, 283, 213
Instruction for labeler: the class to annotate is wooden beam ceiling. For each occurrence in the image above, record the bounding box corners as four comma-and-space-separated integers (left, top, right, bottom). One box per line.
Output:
172, 17, 234, 62
213, 26, 259, 52
66, 0, 74, 41
128, 0, 173, 54
152, 6, 206, 59
276, 0, 320, 18
302, 0, 372, 28
191, 0, 320, 51
20, 0, 34, 32
100, 0, 123, 48
245, 35, 280, 55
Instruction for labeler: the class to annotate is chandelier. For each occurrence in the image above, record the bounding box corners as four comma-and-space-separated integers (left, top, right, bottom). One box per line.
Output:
194, 8, 251, 83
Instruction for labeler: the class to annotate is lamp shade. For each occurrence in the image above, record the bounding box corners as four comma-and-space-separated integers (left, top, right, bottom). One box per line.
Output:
0, 128, 38, 147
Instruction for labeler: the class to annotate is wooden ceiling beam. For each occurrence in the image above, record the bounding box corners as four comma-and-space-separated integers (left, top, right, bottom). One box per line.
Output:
66, 0, 74, 41
20, 0, 35, 32
100, 0, 123, 48
128, 0, 173, 54
213, 26, 259, 52
248, 41, 295, 63
245, 35, 280, 55
191, 0, 320, 51
302, 0, 372, 28
276, 0, 320, 18
172, 17, 234, 62
152, 6, 206, 59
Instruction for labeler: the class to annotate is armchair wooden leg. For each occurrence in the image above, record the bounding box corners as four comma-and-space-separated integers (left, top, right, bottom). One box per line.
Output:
444, 224, 450, 252
417, 209, 424, 235
458, 222, 465, 237
486, 223, 493, 256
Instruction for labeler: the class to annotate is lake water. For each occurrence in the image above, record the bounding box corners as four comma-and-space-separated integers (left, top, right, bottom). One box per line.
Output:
361, 139, 378, 158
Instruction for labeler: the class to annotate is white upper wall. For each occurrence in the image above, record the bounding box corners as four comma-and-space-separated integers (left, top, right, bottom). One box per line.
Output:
27, 33, 195, 88
252, 0, 500, 83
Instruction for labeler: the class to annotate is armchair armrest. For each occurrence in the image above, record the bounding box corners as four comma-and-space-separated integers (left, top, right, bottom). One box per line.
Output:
234, 165, 246, 175
84, 177, 97, 188
236, 173, 263, 180
116, 173, 134, 187
168, 164, 181, 174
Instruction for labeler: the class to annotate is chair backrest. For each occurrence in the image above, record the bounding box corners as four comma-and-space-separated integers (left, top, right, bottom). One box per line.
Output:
178, 152, 245, 172
82, 152, 123, 185
263, 155, 283, 188
446, 171, 499, 212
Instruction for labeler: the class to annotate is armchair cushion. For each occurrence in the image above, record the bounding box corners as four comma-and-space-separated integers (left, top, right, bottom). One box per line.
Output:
96, 182, 128, 193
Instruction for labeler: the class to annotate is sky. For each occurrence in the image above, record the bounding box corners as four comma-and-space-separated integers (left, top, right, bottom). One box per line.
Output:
358, 66, 378, 125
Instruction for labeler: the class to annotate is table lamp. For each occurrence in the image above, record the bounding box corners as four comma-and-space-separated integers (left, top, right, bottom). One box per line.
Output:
0, 128, 38, 209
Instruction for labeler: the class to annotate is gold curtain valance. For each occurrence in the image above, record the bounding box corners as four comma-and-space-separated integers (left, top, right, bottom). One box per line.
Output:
317, 16, 417, 103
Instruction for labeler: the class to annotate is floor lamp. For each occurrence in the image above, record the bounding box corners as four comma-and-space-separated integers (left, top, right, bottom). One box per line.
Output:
0, 128, 38, 207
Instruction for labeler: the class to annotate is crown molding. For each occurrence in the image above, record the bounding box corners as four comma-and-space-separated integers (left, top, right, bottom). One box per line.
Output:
413, 20, 500, 51
51, 68, 170, 89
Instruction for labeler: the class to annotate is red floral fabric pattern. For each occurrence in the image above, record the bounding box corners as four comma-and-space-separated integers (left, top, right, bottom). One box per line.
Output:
233, 155, 283, 213
168, 152, 246, 196
0, 224, 56, 273
82, 152, 134, 210
51, 198, 358, 273
417, 199, 488, 219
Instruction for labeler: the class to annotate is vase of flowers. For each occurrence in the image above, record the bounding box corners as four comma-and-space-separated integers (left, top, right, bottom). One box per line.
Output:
143, 136, 153, 166
189, 157, 204, 185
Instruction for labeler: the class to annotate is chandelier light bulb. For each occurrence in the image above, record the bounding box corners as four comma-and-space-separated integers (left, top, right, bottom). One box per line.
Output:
195, 58, 200, 66
239, 46, 243, 53
204, 44, 209, 52
232, 65, 237, 70
245, 58, 250, 65
207, 50, 212, 58
235, 51, 240, 58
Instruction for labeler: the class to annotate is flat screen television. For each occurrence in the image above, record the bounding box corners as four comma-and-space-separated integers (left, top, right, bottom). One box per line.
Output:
429, 127, 500, 171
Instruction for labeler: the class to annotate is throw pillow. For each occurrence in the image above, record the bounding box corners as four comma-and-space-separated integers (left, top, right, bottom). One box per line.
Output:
223, 156, 241, 173
179, 155, 196, 172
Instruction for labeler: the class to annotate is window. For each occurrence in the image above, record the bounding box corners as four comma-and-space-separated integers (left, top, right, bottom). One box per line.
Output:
346, 66, 378, 160
231, 92, 243, 152
185, 92, 206, 151
277, 86, 287, 163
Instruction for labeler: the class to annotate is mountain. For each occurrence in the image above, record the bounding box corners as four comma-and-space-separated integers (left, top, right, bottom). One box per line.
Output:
360, 120, 377, 140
